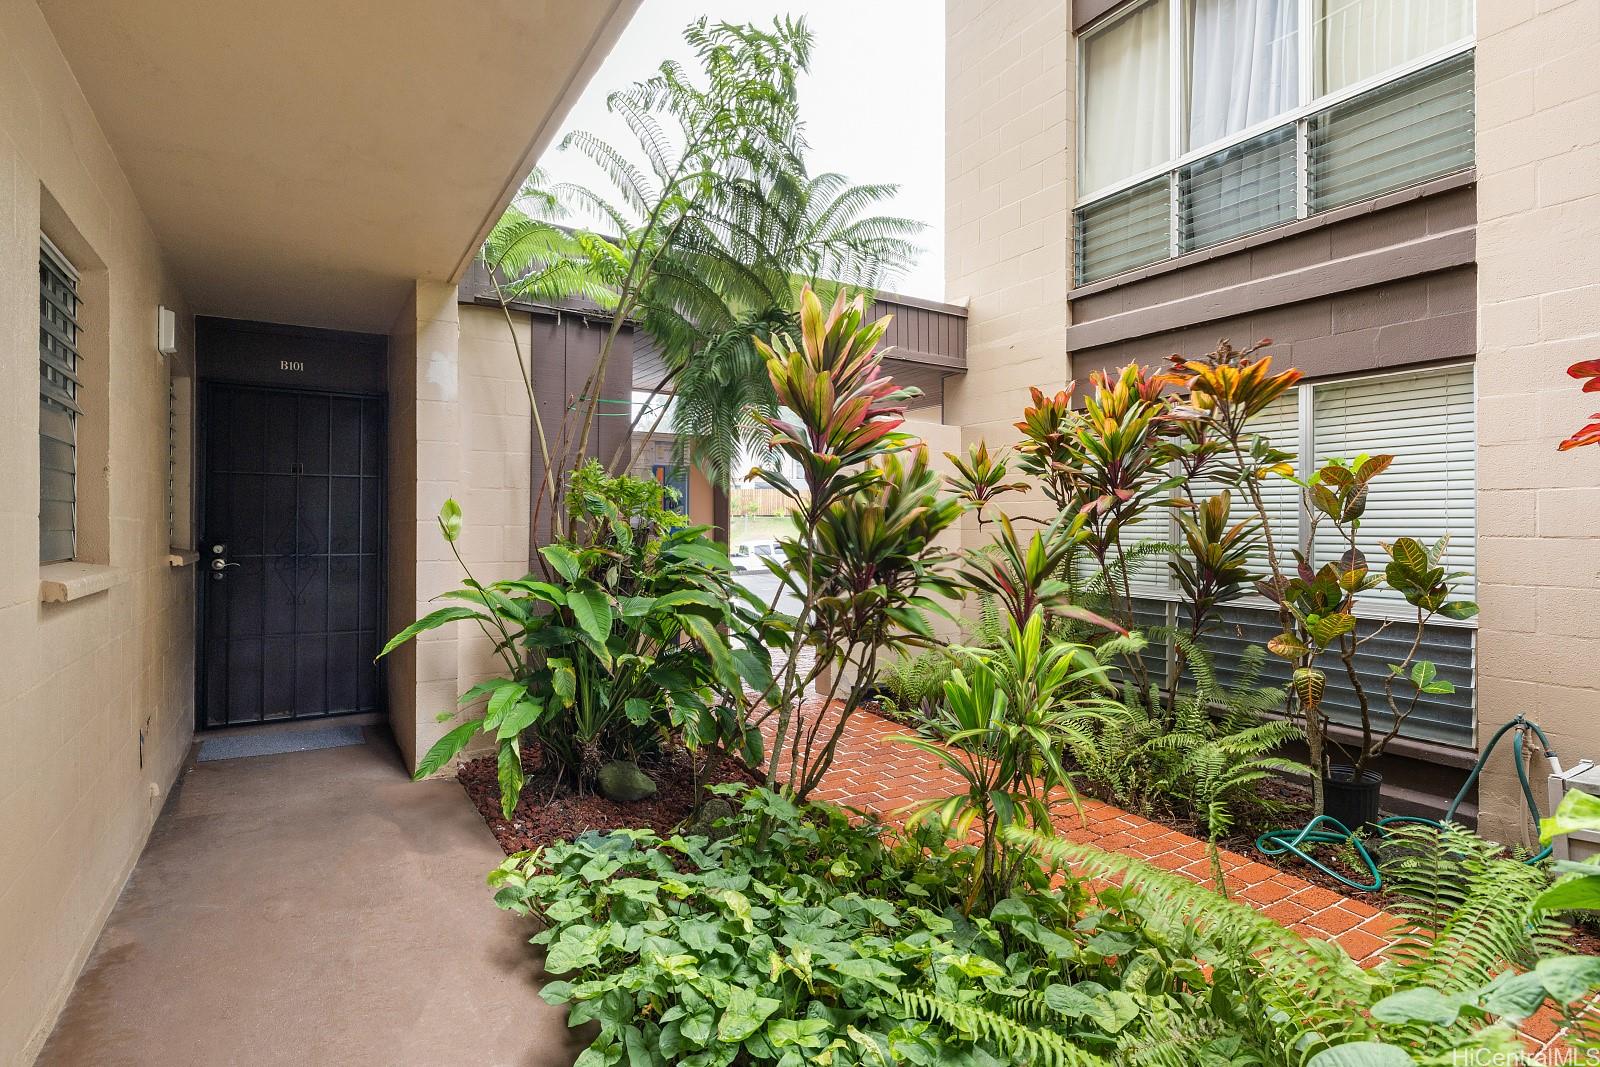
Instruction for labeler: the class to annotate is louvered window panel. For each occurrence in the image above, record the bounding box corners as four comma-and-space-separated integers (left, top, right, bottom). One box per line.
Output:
1193, 603, 1474, 748
1310, 366, 1475, 604
1074, 177, 1171, 285
1179, 125, 1297, 253
39, 235, 80, 564
1308, 52, 1474, 213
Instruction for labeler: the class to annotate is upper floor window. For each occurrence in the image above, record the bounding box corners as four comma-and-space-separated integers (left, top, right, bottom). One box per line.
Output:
1075, 0, 1474, 284
39, 234, 80, 563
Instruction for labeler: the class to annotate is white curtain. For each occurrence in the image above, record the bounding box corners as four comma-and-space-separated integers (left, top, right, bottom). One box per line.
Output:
1188, 0, 1299, 150
1081, 0, 1171, 195
1317, 0, 1472, 94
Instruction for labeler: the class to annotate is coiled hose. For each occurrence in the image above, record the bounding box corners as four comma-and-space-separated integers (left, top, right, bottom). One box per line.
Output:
1255, 716, 1557, 891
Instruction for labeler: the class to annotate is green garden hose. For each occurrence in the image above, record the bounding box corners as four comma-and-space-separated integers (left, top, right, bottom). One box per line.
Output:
1255, 715, 1558, 892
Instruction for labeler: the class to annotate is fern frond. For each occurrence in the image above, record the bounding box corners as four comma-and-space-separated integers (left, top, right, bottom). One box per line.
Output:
898, 990, 1113, 1066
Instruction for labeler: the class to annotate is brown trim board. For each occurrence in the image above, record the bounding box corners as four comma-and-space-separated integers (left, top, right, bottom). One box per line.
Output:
1063, 226, 1475, 352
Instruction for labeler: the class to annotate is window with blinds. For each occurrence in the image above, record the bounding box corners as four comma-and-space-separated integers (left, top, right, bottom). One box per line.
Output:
1073, 0, 1475, 285
39, 235, 80, 564
1140, 364, 1477, 745
1309, 365, 1476, 602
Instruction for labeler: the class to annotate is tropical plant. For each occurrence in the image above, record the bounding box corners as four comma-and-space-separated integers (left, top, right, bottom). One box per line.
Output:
1014, 367, 1187, 655
489, 782, 1600, 1067
1064, 640, 1303, 842
1015, 825, 1600, 1066
955, 513, 1121, 635
662, 168, 924, 485
897, 612, 1118, 913
872, 647, 955, 725
1559, 358, 1600, 451
380, 468, 755, 815
944, 440, 1030, 524
737, 287, 963, 803
1254, 455, 1478, 799
483, 18, 822, 543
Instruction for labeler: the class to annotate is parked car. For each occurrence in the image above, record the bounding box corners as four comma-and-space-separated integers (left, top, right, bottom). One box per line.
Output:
730, 540, 779, 573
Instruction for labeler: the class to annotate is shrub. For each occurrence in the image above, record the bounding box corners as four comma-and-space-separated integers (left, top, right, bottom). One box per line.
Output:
488, 786, 1600, 1066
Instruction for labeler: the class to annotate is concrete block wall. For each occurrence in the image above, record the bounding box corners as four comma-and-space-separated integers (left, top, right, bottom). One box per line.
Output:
943, 0, 1074, 549
1474, 0, 1600, 843
0, 3, 198, 1061
385, 296, 533, 775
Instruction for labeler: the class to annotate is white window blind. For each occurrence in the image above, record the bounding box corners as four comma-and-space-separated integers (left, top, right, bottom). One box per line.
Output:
39, 235, 80, 564
1310, 365, 1475, 603
1234, 391, 1302, 574
1081, 0, 1171, 194
1117, 501, 1176, 597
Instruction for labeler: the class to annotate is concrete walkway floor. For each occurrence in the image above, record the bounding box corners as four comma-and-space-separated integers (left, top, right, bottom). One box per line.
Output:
36, 728, 580, 1067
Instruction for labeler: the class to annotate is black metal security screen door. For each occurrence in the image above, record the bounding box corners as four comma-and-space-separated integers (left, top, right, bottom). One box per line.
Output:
200, 383, 384, 728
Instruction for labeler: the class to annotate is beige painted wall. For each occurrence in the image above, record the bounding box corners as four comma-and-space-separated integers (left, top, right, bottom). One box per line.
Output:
386, 299, 533, 775
0, 4, 198, 1062
943, 0, 1074, 549
1473, 0, 1600, 842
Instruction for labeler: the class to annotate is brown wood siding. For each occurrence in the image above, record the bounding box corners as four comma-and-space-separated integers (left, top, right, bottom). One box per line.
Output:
869, 294, 968, 370
525, 313, 636, 558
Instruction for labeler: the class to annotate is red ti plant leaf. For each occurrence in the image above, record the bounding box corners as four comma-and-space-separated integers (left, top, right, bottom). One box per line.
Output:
1561, 361, 1600, 450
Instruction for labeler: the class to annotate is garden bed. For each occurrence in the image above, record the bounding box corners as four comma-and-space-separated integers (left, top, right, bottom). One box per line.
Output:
459, 744, 756, 855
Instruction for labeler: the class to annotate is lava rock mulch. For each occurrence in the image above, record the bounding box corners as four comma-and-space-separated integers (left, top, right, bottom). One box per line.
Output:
459, 745, 757, 856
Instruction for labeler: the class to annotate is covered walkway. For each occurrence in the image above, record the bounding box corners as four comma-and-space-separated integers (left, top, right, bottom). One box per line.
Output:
36, 730, 575, 1067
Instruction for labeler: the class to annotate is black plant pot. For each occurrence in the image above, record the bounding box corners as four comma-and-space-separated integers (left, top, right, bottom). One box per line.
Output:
1323, 765, 1382, 831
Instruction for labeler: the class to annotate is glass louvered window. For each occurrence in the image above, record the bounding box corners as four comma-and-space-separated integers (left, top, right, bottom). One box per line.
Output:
39, 235, 80, 564
1141, 365, 1476, 746
1074, 0, 1474, 284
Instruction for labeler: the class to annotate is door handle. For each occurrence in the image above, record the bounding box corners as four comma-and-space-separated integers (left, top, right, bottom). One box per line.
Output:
210, 558, 239, 571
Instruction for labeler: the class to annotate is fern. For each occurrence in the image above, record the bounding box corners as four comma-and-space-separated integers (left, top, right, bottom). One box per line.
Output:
1379, 823, 1570, 992
1011, 828, 1383, 1058
899, 990, 1115, 1066
1062, 638, 1304, 839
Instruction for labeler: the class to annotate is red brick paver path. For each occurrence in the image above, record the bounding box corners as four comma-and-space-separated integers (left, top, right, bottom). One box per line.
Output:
774, 706, 1399, 962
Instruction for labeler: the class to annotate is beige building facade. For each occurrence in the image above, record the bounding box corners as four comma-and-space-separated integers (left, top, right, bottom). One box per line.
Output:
0, 2, 640, 1062
945, 0, 1600, 841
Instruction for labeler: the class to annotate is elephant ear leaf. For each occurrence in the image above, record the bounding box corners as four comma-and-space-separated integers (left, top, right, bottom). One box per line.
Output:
1306, 1042, 1415, 1067
412, 718, 483, 781
568, 582, 614, 643
378, 606, 484, 658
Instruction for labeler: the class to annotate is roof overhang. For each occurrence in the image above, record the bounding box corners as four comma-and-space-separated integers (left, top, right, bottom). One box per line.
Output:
38, 0, 638, 333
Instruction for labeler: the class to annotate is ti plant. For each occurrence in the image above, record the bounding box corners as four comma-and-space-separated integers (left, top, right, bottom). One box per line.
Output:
379, 467, 756, 816
1560, 358, 1600, 451
1016, 368, 1186, 648
943, 441, 1029, 525
739, 286, 963, 803
897, 611, 1118, 914
1258, 454, 1478, 805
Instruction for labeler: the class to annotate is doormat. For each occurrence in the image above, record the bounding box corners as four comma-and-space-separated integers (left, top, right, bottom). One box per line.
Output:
198, 724, 366, 762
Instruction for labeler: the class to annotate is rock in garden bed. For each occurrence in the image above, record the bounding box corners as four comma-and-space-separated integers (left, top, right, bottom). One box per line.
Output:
458, 744, 757, 855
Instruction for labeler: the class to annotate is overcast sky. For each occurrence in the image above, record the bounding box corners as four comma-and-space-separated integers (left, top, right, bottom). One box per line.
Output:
536, 1, 946, 300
